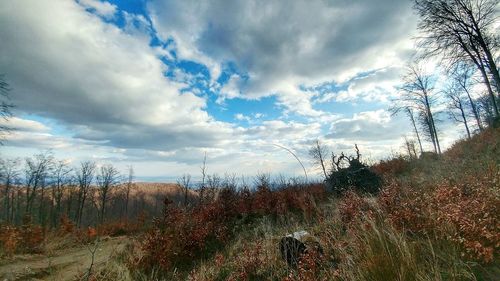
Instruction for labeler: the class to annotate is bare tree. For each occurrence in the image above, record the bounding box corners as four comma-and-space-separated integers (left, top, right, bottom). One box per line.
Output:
477, 93, 497, 125
308, 140, 329, 181
83, 237, 100, 281
391, 106, 424, 154
207, 174, 221, 190
24, 152, 54, 223
451, 64, 484, 130
0, 158, 20, 223
444, 81, 472, 138
396, 64, 442, 154
206, 173, 221, 202
177, 174, 191, 207
403, 137, 419, 159
96, 164, 120, 224
199, 152, 207, 204
75, 161, 96, 227
50, 160, 72, 227
0, 74, 14, 143
414, 0, 500, 116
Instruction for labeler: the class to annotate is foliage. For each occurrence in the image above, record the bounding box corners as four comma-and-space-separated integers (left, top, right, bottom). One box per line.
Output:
137, 183, 327, 274
0, 216, 44, 256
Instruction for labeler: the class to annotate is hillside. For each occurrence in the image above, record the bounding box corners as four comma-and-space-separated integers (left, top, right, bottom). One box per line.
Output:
1, 128, 499, 281
98, 127, 499, 280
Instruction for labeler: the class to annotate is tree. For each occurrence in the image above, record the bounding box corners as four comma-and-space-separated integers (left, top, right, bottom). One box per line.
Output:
75, 161, 96, 227
177, 174, 191, 207
414, 0, 500, 116
24, 152, 54, 223
96, 164, 120, 224
50, 160, 72, 227
403, 137, 419, 159
391, 106, 424, 155
0, 75, 14, 143
451, 64, 484, 130
396, 64, 442, 154
477, 94, 497, 126
0, 158, 20, 223
199, 152, 207, 204
444, 78, 472, 138
308, 140, 329, 181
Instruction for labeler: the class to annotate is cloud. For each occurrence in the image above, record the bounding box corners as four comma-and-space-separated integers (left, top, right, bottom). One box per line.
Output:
328, 109, 408, 141
219, 74, 242, 102
77, 0, 117, 19
0, 117, 49, 132
148, 0, 417, 115
315, 67, 404, 104
0, 0, 231, 152
0, 0, 471, 178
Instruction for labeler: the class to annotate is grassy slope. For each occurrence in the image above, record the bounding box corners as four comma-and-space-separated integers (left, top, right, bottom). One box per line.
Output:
92, 128, 500, 280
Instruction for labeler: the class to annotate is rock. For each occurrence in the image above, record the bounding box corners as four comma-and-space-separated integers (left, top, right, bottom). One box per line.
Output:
279, 230, 322, 267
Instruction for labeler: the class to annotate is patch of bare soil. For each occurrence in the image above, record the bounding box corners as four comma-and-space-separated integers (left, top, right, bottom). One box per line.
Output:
0, 236, 128, 281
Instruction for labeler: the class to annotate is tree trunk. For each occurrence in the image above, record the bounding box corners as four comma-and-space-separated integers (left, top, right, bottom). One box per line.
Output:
39, 185, 45, 227
464, 87, 483, 131
124, 186, 130, 221
459, 101, 471, 139
478, 65, 500, 117
100, 191, 107, 225
408, 109, 424, 153
469, 38, 500, 117
471, 17, 500, 96
424, 93, 440, 154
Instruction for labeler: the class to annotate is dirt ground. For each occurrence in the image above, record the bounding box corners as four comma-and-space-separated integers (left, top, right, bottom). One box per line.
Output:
0, 236, 128, 281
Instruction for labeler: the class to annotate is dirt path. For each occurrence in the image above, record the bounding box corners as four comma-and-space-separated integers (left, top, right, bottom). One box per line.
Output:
0, 236, 128, 281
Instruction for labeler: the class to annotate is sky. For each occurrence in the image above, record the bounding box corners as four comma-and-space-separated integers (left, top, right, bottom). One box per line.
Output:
0, 0, 467, 181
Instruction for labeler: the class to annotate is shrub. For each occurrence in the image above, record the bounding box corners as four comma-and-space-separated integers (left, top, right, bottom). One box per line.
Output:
59, 214, 75, 234
0, 219, 45, 256
138, 183, 327, 274
372, 156, 410, 177
0, 225, 20, 256
379, 172, 500, 264
337, 190, 374, 227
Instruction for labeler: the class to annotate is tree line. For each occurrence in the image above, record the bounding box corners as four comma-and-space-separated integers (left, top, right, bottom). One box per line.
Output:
0, 153, 163, 228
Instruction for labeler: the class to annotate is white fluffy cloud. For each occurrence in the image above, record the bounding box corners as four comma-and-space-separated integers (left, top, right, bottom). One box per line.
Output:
0, 117, 49, 133
328, 109, 408, 141
0, 0, 232, 152
148, 0, 417, 115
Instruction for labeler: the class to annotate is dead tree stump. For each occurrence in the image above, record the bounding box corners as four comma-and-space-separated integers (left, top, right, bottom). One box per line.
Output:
279, 230, 322, 267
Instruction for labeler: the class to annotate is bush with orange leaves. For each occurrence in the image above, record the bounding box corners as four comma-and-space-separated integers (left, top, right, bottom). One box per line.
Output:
282, 246, 325, 281
338, 190, 374, 227
371, 156, 410, 178
430, 172, 500, 263
227, 242, 266, 280
139, 199, 233, 272
58, 214, 75, 234
0, 218, 45, 256
379, 170, 500, 263
378, 182, 435, 235
0, 225, 19, 256
138, 183, 327, 273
